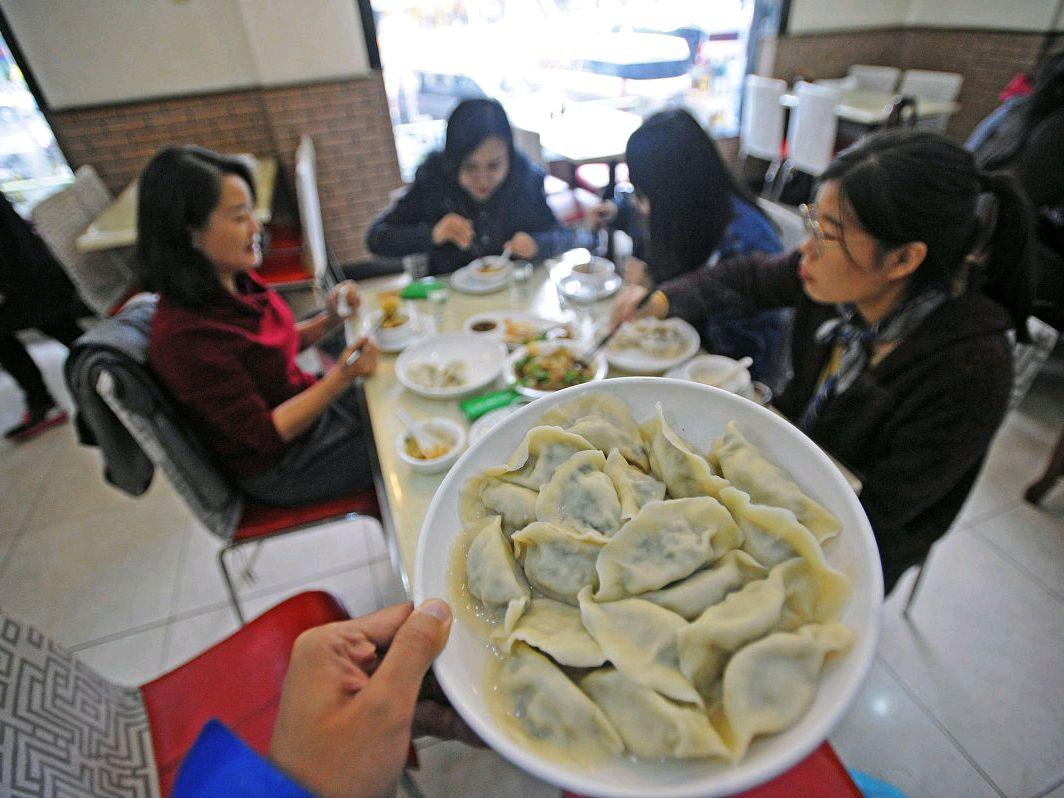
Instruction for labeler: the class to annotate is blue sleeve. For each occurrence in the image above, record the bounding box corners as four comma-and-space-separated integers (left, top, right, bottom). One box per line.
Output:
173, 720, 316, 798
716, 197, 784, 261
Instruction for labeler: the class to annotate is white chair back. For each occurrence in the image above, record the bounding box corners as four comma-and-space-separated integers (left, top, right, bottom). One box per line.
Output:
740, 75, 787, 161
898, 69, 963, 102
814, 76, 858, 91
848, 64, 900, 93
294, 135, 330, 286
29, 165, 134, 316
786, 81, 841, 177
757, 198, 807, 251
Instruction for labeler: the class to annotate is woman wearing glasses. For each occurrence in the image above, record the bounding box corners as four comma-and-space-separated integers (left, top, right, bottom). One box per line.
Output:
366, 98, 572, 276
612, 130, 1036, 592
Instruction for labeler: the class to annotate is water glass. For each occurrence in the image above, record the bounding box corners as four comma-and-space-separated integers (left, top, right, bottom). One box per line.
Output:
402, 253, 429, 282
509, 260, 534, 308
428, 285, 449, 331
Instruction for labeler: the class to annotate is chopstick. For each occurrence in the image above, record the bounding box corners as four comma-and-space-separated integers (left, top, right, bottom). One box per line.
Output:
577, 284, 657, 367
345, 317, 386, 367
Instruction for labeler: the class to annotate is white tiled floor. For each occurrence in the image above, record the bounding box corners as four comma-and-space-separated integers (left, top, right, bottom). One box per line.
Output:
0, 334, 1061, 798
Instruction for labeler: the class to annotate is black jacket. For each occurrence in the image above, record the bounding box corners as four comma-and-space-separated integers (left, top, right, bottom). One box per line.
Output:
663, 250, 1014, 590
365, 151, 573, 275
0, 192, 84, 333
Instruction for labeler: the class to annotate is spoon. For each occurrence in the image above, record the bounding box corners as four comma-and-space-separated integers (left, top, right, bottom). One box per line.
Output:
697, 356, 753, 388
396, 408, 447, 458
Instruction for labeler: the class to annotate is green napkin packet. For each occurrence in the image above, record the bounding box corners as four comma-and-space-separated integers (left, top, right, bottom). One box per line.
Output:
460, 389, 523, 421
399, 277, 446, 300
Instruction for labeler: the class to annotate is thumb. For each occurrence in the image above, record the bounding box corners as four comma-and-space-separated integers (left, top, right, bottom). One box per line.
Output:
370, 599, 451, 701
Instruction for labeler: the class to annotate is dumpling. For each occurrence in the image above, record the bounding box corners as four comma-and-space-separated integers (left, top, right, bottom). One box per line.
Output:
578, 586, 702, 706
769, 556, 851, 630
535, 450, 622, 536
676, 577, 786, 701
460, 471, 538, 534
642, 404, 730, 499
498, 426, 597, 490
503, 597, 606, 668
495, 643, 624, 766
581, 668, 730, 760
720, 487, 850, 620
465, 516, 530, 631
714, 623, 854, 761
512, 521, 607, 604
604, 448, 666, 522
712, 422, 841, 543
595, 497, 742, 601
539, 392, 648, 469
642, 550, 768, 620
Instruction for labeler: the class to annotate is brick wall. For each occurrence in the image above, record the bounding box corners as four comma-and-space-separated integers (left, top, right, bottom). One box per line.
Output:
767, 27, 1057, 140
46, 74, 401, 265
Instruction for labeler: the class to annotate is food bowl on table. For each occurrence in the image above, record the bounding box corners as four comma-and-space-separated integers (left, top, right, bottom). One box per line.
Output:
372, 292, 420, 351
396, 332, 507, 399
605, 317, 701, 374
395, 417, 466, 474
684, 354, 753, 395
413, 378, 881, 798
468, 256, 512, 284
504, 341, 608, 399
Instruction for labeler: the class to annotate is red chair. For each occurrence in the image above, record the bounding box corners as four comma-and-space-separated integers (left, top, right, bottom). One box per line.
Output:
0, 591, 350, 798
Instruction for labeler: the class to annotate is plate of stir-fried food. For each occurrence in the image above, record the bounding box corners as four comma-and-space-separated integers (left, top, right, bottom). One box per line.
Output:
506, 341, 607, 398
465, 312, 576, 348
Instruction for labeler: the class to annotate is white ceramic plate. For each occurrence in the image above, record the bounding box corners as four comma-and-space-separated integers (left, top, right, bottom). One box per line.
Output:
557, 272, 622, 303
606, 317, 701, 374
467, 402, 526, 445
450, 260, 511, 295
395, 332, 507, 399
504, 341, 608, 399
463, 311, 576, 348
413, 378, 882, 798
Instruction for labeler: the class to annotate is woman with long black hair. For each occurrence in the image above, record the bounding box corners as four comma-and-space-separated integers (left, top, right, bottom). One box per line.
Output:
596, 109, 786, 386
613, 130, 1036, 592
366, 98, 572, 275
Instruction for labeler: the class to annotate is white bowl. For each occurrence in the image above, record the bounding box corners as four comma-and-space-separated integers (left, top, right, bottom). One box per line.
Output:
396, 332, 507, 399
413, 378, 882, 798
395, 417, 466, 474
685, 354, 753, 394
466, 256, 512, 283
503, 341, 608, 399
374, 308, 418, 350
569, 256, 615, 287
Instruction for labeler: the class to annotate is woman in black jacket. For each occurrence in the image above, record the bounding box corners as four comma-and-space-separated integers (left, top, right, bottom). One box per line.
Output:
366, 98, 572, 276
612, 130, 1036, 592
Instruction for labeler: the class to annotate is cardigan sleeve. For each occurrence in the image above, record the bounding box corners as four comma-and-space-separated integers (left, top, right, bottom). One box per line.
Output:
365, 181, 436, 257
661, 249, 805, 327
173, 721, 314, 798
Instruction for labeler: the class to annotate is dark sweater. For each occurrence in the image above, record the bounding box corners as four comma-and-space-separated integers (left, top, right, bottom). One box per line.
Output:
663, 250, 1014, 589
148, 271, 315, 478
365, 151, 573, 275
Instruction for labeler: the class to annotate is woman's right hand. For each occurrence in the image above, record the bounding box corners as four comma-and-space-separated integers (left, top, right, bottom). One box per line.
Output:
610, 284, 669, 328
432, 213, 474, 249
337, 337, 379, 382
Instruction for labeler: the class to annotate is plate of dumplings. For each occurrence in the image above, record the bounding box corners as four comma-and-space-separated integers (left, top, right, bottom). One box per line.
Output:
413, 378, 882, 797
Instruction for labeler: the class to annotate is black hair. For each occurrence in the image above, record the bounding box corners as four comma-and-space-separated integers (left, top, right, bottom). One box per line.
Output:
625, 108, 768, 282
443, 98, 515, 175
821, 129, 1035, 338
973, 47, 1064, 170
135, 146, 256, 308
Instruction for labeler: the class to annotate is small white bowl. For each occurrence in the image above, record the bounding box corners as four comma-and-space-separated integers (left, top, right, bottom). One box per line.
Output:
569, 256, 615, 287
504, 341, 608, 399
375, 308, 417, 350
467, 256, 512, 284
685, 354, 753, 394
395, 417, 466, 474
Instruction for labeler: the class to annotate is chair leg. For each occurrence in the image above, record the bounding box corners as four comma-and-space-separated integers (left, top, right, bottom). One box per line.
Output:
218, 546, 247, 625
762, 158, 782, 197
770, 161, 793, 203
1025, 428, 1064, 506
902, 559, 930, 621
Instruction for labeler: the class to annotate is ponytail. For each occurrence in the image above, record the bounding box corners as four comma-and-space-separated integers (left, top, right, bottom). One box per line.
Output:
977, 171, 1036, 341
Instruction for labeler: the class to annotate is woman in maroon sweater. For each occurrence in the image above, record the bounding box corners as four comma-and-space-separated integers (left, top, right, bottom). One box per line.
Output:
138, 146, 379, 505
613, 131, 1037, 592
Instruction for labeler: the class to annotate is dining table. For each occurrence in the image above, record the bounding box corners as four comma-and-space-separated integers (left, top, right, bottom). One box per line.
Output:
75, 155, 278, 253
780, 88, 960, 127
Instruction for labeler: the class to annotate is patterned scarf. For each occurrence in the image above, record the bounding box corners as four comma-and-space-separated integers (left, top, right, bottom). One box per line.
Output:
799, 287, 951, 432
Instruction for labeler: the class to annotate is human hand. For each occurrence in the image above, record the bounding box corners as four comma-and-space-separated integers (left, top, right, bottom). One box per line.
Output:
503, 232, 537, 260
432, 213, 474, 249
270, 600, 469, 798
586, 200, 618, 228
622, 256, 649, 288
337, 337, 379, 381
326, 280, 361, 322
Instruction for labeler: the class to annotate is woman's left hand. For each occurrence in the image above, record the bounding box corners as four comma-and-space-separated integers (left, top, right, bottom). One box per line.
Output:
326, 281, 361, 323
504, 232, 537, 260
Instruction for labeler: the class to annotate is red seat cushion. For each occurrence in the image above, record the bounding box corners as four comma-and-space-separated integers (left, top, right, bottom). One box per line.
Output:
140, 590, 350, 797
235, 488, 381, 542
